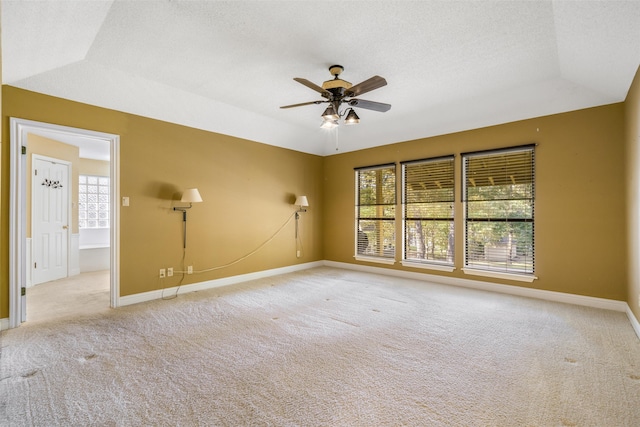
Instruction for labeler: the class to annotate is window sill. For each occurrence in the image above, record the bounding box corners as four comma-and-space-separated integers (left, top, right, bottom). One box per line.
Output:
354, 255, 396, 265
462, 268, 537, 283
80, 244, 110, 250
401, 261, 455, 272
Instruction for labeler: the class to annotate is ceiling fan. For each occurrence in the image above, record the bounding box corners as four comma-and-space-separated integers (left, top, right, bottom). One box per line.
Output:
280, 65, 391, 128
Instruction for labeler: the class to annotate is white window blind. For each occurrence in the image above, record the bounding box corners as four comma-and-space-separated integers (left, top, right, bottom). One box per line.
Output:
462, 145, 535, 274
355, 164, 396, 260
402, 156, 455, 266
79, 175, 110, 229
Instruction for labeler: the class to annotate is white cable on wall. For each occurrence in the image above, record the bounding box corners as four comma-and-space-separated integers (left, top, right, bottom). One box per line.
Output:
174, 211, 297, 275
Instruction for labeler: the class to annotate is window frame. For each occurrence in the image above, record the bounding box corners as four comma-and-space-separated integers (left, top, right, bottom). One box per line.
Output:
401, 155, 455, 272
461, 144, 536, 281
354, 163, 397, 264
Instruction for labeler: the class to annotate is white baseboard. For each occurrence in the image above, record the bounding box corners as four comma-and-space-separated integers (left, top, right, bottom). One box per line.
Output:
627, 306, 640, 340
1, 317, 9, 331
323, 261, 629, 312
119, 261, 324, 307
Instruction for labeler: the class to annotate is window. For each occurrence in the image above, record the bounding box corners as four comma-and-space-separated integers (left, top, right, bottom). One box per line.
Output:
462, 145, 535, 275
79, 175, 110, 228
355, 164, 396, 262
402, 156, 455, 267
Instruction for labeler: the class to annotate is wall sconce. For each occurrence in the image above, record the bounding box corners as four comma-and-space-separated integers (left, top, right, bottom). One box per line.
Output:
295, 195, 308, 214
294, 195, 309, 240
173, 188, 203, 248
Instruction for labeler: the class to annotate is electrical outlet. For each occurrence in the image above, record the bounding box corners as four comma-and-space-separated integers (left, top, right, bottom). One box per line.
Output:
187, 265, 193, 274
296, 250, 301, 257
159, 268, 166, 278
167, 267, 173, 277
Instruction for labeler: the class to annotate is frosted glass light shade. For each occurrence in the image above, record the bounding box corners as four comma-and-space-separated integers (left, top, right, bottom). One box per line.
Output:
295, 196, 309, 207
344, 108, 360, 125
320, 119, 339, 129
181, 188, 203, 203
321, 105, 339, 120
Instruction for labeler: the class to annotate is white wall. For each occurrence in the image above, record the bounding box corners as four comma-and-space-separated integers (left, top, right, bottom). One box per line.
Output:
79, 228, 109, 272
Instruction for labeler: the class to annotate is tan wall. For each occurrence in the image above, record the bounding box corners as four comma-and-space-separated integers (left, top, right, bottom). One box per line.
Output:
0, 84, 631, 321
1, 86, 324, 316
324, 103, 627, 300
26, 133, 80, 236
79, 158, 110, 177
625, 66, 640, 322
0, 5, 3, 311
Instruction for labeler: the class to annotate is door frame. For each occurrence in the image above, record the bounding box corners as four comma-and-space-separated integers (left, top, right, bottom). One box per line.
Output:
31, 154, 72, 286
9, 118, 121, 328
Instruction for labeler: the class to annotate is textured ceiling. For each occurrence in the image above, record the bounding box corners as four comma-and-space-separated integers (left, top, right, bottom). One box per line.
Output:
2, 1, 640, 156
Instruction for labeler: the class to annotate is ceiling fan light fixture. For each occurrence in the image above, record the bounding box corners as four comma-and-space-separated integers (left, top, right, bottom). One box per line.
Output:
320, 119, 339, 129
344, 108, 360, 125
282, 65, 390, 132
321, 105, 339, 120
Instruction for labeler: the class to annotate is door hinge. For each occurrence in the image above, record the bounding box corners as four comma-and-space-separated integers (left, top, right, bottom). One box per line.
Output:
21, 287, 26, 296
34, 262, 37, 269
22, 146, 27, 155
35, 169, 38, 176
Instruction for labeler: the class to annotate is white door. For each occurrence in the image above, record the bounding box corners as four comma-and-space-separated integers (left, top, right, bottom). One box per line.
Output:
32, 156, 70, 285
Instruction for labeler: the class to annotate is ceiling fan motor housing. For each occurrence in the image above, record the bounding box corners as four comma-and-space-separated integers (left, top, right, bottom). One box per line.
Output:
322, 78, 352, 91
323, 64, 352, 91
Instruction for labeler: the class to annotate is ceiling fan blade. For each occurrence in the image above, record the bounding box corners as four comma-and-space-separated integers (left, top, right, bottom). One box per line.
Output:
293, 78, 331, 98
347, 99, 391, 112
346, 76, 387, 97
280, 100, 324, 109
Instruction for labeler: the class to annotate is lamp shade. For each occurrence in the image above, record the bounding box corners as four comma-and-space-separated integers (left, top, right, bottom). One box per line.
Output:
295, 195, 309, 207
181, 188, 203, 203
344, 108, 360, 125
321, 105, 339, 120
320, 119, 339, 129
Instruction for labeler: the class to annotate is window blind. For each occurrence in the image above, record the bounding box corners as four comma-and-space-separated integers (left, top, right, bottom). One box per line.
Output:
355, 164, 396, 259
402, 156, 455, 265
462, 145, 535, 274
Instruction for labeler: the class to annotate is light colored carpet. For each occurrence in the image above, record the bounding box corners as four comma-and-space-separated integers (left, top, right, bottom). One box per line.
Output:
1, 267, 639, 426
25, 270, 110, 324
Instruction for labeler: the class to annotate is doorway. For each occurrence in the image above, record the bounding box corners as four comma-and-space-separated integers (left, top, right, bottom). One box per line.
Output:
9, 118, 120, 328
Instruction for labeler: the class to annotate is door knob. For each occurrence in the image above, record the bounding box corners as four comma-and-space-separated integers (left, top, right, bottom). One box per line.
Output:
62, 225, 69, 229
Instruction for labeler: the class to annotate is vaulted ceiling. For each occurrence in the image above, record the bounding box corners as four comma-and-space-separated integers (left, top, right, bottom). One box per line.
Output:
2, 1, 640, 156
